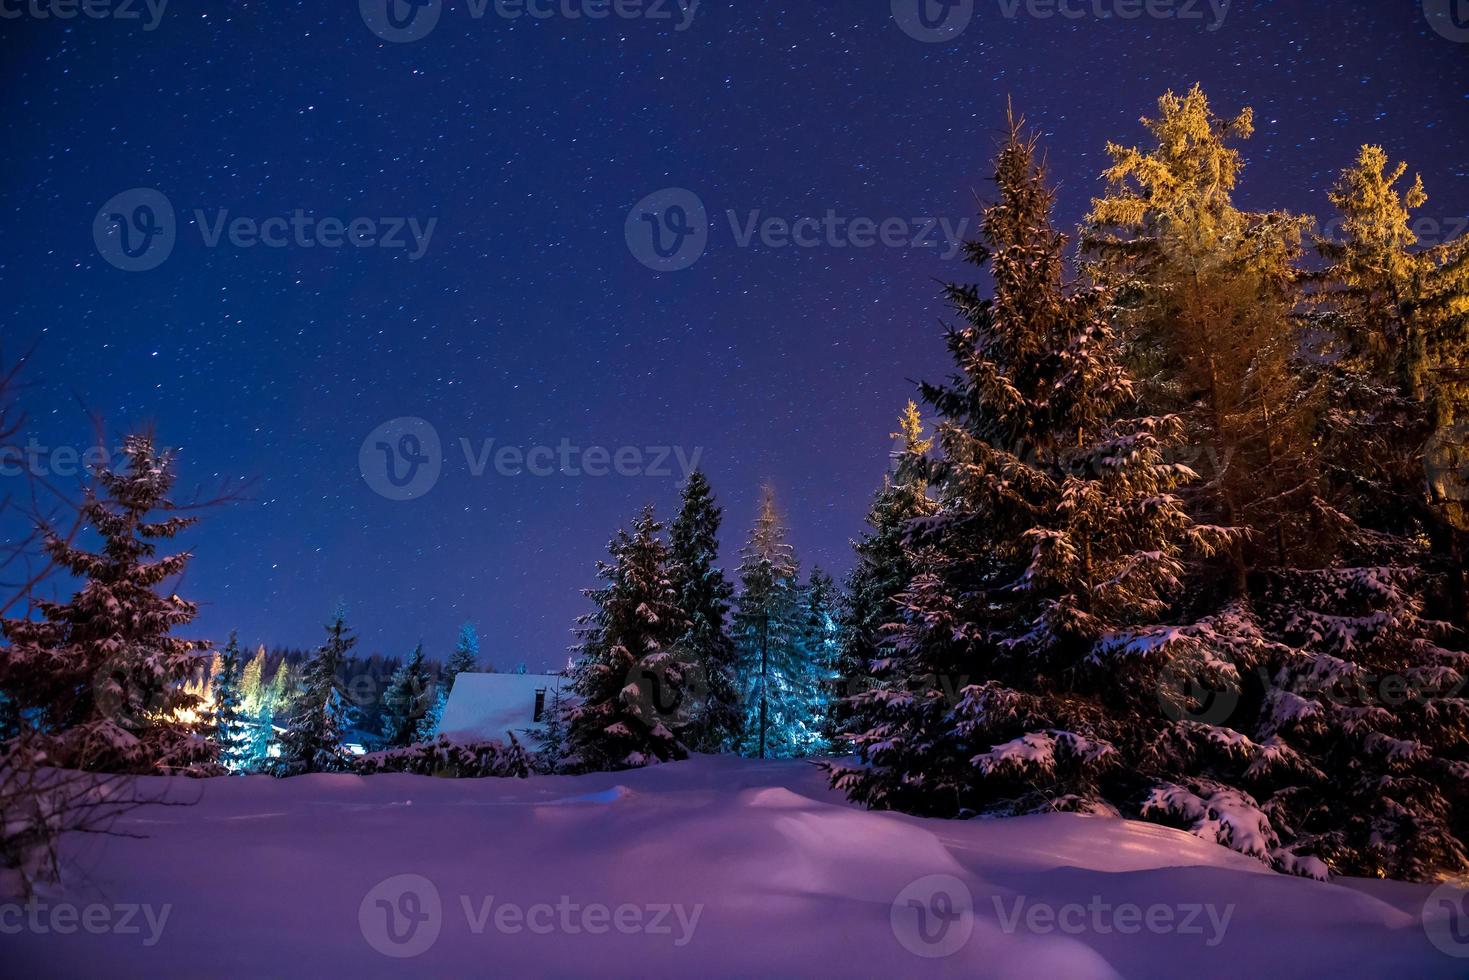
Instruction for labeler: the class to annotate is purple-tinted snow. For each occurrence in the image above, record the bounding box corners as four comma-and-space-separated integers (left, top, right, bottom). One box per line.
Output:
4, 756, 1462, 978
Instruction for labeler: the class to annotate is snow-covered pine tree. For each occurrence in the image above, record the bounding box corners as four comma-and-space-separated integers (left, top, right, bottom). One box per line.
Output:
211, 631, 252, 772
799, 566, 840, 755
668, 470, 739, 753
0, 435, 219, 775
732, 486, 819, 758
447, 622, 482, 679
830, 403, 938, 750
563, 506, 693, 771
830, 112, 1252, 841
380, 643, 433, 749
274, 610, 356, 776
1194, 143, 1469, 881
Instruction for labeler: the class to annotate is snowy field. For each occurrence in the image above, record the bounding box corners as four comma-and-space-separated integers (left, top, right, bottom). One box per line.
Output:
5, 756, 1465, 979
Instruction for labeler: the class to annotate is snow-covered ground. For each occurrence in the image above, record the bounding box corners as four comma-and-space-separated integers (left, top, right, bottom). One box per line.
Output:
5, 756, 1465, 978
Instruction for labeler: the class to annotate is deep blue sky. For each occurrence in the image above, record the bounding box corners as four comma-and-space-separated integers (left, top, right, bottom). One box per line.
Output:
2, 1, 1466, 669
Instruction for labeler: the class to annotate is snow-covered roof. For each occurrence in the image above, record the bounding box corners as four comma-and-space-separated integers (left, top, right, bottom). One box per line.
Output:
437, 672, 565, 744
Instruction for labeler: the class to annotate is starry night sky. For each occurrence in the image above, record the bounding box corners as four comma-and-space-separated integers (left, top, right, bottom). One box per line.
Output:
2, 1, 1466, 669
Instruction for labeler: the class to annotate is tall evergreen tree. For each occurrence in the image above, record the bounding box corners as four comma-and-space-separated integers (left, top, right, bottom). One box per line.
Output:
564, 507, 694, 771
668, 470, 739, 752
275, 610, 356, 776
212, 631, 251, 771
1084, 85, 1319, 583
239, 645, 267, 717
380, 643, 433, 749
267, 657, 296, 715
0, 435, 218, 775
1317, 143, 1469, 417
1215, 143, 1469, 880
831, 112, 1250, 845
732, 487, 817, 758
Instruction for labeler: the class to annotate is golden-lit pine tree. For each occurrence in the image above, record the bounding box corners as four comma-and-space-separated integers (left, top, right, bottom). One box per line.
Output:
1318, 144, 1469, 421
1084, 85, 1320, 584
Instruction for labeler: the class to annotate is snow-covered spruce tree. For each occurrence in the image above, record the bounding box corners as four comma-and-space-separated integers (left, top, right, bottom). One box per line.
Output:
211, 631, 252, 772
0, 435, 218, 775
829, 403, 938, 749
1225, 566, 1469, 880
447, 622, 482, 679
274, 610, 356, 776
380, 643, 433, 749
668, 470, 739, 753
828, 115, 1289, 850
1195, 145, 1469, 881
563, 507, 693, 772
732, 487, 822, 758
1065, 88, 1468, 880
